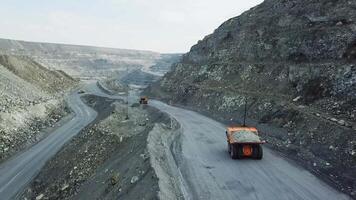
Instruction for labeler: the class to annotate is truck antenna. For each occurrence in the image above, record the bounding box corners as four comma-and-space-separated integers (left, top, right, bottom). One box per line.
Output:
243, 98, 247, 127
125, 66, 129, 120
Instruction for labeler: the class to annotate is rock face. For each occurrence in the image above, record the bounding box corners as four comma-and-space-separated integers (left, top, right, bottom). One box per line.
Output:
148, 0, 356, 197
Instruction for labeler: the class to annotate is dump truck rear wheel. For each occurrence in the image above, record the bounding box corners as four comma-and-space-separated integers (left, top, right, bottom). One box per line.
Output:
257, 146, 263, 159
236, 145, 244, 159
230, 145, 238, 159
253, 145, 263, 160
228, 143, 231, 154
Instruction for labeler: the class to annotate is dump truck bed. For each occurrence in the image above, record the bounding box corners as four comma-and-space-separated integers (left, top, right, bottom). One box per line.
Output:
227, 127, 265, 144
231, 131, 261, 143
226, 126, 265, 159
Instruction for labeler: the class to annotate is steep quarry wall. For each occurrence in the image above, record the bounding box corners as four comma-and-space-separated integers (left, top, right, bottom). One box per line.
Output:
147, 0, 356, 197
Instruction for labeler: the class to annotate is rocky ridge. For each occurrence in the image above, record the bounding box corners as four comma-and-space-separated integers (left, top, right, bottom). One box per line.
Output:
0, 38, 180, 79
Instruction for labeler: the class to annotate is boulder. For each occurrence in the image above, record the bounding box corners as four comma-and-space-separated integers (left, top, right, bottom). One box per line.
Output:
130, 176, 139, 184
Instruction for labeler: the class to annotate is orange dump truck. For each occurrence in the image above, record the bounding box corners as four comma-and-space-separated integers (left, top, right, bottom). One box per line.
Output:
139, 96, 148, 104
226, 126, 265, 159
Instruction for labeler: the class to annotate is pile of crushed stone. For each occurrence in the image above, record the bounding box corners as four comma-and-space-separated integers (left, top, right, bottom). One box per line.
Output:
232, 130, 261, 143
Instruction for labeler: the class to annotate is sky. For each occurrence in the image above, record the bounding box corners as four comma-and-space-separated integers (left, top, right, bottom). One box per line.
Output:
0, 0, 263, 53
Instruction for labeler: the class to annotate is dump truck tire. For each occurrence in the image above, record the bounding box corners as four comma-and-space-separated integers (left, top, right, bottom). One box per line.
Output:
253, 145, 263, 160
236, 145, 244, 159
257, 146, 263, 160
228, 143, 231, 154
230, 145, 238, 159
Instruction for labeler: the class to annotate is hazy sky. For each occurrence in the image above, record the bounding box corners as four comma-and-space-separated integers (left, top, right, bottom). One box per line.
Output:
0, 0, 263, 53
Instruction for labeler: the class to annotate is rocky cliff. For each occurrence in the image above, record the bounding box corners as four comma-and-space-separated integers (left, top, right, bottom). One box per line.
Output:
148, 0, 356, 197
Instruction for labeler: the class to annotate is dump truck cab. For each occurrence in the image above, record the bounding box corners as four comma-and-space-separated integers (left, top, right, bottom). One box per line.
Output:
139, 96, 148, 104
226, 126, 265, 159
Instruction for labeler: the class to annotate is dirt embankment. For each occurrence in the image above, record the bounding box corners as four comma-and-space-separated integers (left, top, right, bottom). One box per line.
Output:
147, 115, 186, 200
21, 94, 178, 200
0, 101, 72, 164
0, 55, 77, 163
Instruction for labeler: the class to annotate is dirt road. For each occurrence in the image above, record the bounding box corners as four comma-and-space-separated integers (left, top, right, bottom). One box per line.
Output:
0, 92, 97, 199
0, 79, 352, 200
150, 100, 351, 200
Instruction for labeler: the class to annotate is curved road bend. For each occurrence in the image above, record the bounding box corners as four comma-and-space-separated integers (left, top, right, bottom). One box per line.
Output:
82, 81, 125, 100
0, 93, 97, 200
150, 100, 351, 200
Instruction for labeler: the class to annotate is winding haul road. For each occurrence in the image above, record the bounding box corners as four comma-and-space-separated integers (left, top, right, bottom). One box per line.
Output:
0, 81, 124, 200
151, 100, 351, 200
0, 92, 97, 199
0, 81, 351, 200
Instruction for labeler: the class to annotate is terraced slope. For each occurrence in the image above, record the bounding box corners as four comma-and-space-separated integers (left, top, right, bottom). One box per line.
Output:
0, 38, 178, 78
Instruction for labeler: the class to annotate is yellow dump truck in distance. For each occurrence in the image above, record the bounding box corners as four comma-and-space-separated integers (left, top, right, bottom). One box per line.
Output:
139, 96, 148, 104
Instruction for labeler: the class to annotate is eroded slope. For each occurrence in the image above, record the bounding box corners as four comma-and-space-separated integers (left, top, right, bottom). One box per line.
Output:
0, 55, 76, 162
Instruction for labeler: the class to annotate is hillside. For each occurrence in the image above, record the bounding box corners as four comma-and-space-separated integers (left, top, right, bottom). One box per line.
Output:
0, 38, 179, 78
147, 0, 356, 197
0, 55, 76, 162
0, 55, 75, 94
